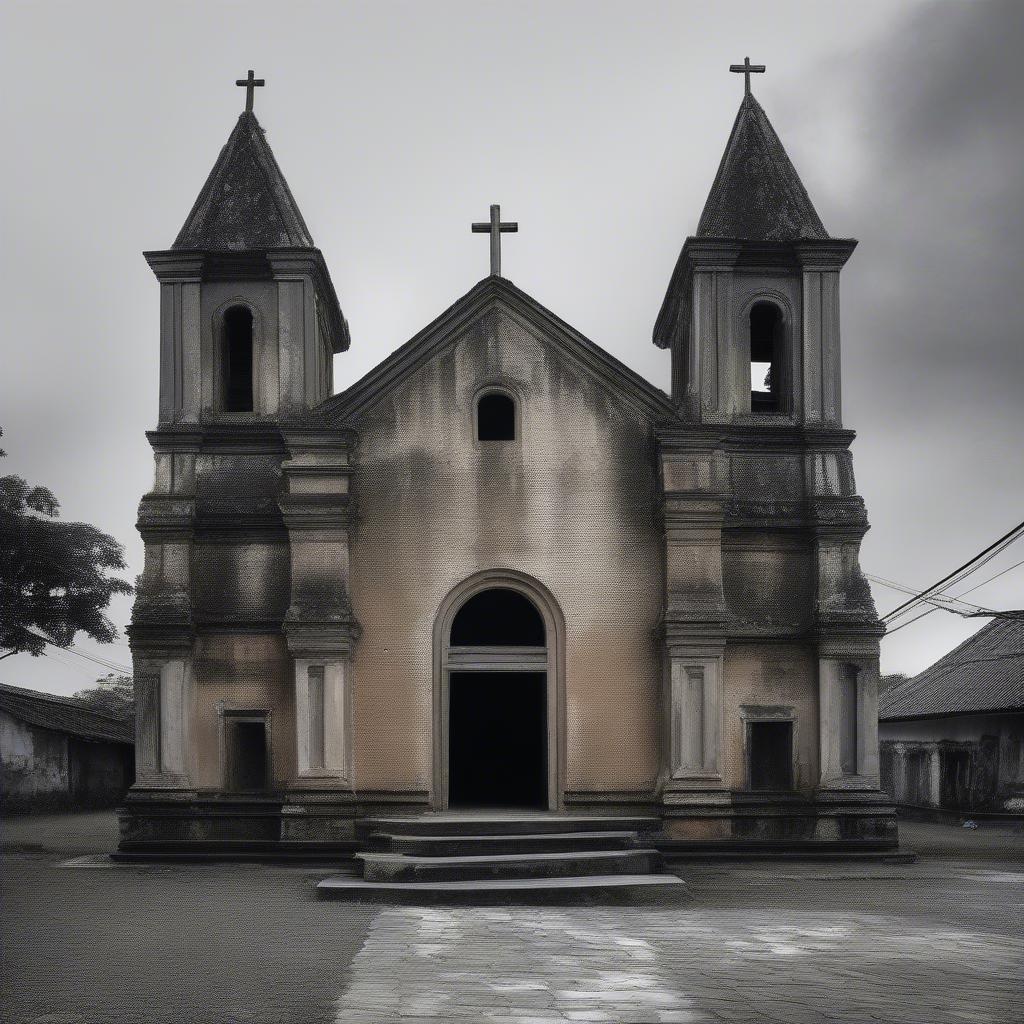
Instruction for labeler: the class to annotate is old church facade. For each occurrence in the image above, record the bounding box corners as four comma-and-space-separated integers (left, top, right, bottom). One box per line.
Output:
121, 81, 897, 853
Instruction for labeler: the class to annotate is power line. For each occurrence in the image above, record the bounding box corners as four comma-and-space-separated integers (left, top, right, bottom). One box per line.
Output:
881, 519, 1024, 623
866, 573, 992, 617
882, 556, 1024, 637
15, 626, 132, 674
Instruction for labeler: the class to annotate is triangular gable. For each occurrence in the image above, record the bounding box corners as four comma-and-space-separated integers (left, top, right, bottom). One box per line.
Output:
173, 111, 315, 250
696, 93, 828, 242
320, 277, 679, 424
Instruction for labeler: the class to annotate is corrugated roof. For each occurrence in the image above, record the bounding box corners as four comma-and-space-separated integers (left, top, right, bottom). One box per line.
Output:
696, 93, 828, 241
172, 111, 315, 251
880, 618, 1024, 720
0, 683, 133, 744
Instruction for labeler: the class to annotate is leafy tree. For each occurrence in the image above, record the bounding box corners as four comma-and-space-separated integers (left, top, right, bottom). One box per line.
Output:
74, 672, 134, 717
0, 428, 132, 660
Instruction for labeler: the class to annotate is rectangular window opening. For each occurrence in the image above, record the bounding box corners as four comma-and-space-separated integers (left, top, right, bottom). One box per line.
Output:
748, 720, 794, 791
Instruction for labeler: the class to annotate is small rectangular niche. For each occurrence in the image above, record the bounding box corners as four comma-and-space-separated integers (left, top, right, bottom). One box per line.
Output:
224, 711, 269, 792
748, 720, 794, 791
838, 663, 859, 775
307, 666, 326, 772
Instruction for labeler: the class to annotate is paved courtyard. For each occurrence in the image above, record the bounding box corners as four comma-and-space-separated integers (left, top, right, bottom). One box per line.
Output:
1, 813, 1021, 1024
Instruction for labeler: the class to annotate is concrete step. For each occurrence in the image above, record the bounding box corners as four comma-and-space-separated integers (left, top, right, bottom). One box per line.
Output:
317, 872, 688, 904
357, 847, 664, 883
112, 840, 359, 863
369, 830, 641, 856
357, 814, 660, 839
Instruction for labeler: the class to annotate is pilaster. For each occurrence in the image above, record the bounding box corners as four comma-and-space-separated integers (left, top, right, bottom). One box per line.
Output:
279, 427, 358, 792
796, 241, 856, 427
145, 252, 206, 427
659, 430, 731, 804
128, 429, 201, 789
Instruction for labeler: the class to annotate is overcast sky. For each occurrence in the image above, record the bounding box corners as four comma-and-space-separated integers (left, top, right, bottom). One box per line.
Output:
1, 0, 1021, 696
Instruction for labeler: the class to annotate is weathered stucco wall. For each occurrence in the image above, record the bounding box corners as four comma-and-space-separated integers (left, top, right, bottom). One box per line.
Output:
190, 634, 295, 789
880, 712, 1024, 813
1, 710, 133, 811
347, 307, 664, 797
722, 644, 819, 791
1, 710, 67, 803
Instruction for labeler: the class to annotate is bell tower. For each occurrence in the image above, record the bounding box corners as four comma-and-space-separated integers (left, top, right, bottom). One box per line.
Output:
654, 72, 854, 426
653, 66, 892, 844
145, 75, 348, 426
128, 76, 355, 808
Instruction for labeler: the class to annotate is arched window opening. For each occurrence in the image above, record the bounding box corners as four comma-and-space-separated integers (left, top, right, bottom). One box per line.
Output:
477, 391, 516, 441
749, 302, 783, 414
224, 306, 254, 412
450, 588, 545, 646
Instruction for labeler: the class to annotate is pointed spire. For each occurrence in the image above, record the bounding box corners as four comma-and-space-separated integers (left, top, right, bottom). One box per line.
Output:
172, 111, 315, 251
696, 93, 828, 241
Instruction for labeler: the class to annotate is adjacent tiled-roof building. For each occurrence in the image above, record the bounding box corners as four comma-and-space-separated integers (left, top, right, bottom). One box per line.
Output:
881, 619, 1024, 721
0, 683, 134, 811
879, 620, 1024, 816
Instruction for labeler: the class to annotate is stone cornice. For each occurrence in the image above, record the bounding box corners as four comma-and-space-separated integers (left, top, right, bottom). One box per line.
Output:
283, 619, 357, 658
794, 239, 858, 272
146, 424, 289, 456
143, 250, 206, 282
657, 423, 856, 454
653, 236, 853, 349
144, 246, 350, 354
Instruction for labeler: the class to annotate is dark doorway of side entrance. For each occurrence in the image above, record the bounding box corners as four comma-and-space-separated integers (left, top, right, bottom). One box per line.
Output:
448, 672, 547, 809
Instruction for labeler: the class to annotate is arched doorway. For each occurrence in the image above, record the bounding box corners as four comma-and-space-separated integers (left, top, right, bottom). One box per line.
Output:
433, 571, 564, 810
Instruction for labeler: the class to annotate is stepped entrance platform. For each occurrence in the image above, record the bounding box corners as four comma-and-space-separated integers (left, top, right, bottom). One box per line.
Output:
316, 811, 689, 903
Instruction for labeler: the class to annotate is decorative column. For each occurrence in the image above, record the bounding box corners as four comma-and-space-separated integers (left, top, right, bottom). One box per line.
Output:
807, 436, 885, 797
127, 432, 200, 790
659, 431, 730, 809
279, 428, 358, 796
683, 241, 741, 423
795, 241, 856, 428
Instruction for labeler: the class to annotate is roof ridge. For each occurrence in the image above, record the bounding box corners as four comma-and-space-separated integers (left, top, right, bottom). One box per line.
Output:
320, 276, 679, 424
0, 681, 130, 720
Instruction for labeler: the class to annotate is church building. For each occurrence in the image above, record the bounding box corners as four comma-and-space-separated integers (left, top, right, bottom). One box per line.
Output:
120, 67, 898, 859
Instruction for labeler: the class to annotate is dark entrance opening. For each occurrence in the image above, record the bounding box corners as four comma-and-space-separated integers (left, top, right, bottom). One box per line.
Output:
449, 671, 546, 808
447, 587, 548, 808
225, 716, 268, 791
748, 721, 794, 791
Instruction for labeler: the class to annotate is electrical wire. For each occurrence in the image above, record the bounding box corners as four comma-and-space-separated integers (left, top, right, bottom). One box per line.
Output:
883, 556, 1024, 637
881, 519, 1024, 623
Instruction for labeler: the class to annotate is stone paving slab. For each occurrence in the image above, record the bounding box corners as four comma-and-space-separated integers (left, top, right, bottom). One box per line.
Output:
330, 898, 1022, 1024
2, 815, 1022, 1024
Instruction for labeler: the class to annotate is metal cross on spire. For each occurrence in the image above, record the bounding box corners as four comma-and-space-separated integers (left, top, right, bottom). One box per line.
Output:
236, 69, 265, 113
472, 204, 518, 277
729, 56, 766, 96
